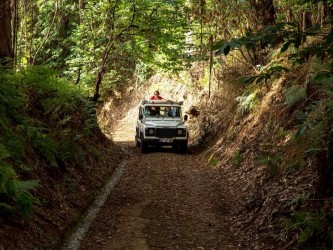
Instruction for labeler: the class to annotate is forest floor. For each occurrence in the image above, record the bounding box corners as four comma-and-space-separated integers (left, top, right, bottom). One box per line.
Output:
64, 105, 280, 250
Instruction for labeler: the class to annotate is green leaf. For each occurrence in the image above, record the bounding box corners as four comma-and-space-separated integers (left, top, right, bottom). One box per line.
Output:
268, 66, 290, 74
280, 42, 291, 53
240, 75, 259, 85
256, 74, 266, 83
224, 45, 231, 56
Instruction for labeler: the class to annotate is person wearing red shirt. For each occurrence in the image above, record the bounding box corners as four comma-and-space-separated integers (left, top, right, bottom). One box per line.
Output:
149, 91, 163, 115
150, 90, 163, 100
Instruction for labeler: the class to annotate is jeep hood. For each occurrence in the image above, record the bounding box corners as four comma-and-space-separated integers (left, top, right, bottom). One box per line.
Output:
144, 119, 185, 127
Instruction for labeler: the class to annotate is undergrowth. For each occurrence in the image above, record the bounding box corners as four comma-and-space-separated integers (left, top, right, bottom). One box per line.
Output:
217, 14, 333, 249
0, 66, 99, 220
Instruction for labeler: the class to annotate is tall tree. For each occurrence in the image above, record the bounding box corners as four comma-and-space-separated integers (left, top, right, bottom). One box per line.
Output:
247, 0, 277, 65
249, 0, 276, 30
0, 0, 13, 65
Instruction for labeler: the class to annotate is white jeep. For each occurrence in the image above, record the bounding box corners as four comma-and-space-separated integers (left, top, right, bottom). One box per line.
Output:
135, 100, 189, 153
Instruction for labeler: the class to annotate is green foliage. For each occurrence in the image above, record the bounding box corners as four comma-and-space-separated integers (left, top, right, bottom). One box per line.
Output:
24, 123, 59, 166
284, 85, 307, 106
284, 195, 332, 250
0, 66, 101, 219
285, 159, 303, 173
0, 162, 39, 218
231, 151, 243, 167
240, 65, 289, 85
275, 127, 289, 141
215, 22, 300, 57
285, 210, 333, 248
285, 193, 309, 208
23, 0, 191, 97
215, 1, 333, 198
290, 71, 333, 156
257, 152, 280, 176
83, 100, 99, 135
208, 155, 219, 167
236, 90, 258, 115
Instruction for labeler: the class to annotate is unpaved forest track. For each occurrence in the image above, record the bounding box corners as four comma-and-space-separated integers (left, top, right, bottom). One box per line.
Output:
76, 110, 239, 249
79, 146, 237, 249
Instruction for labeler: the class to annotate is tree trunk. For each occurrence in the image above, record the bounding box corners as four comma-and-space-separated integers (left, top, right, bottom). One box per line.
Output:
250, 0, 276, 30
248, 0, 276, 65
79, 0, 85, 25
91, 0, 134, 102
92, 67, 105, 102
199, 0, 205, 56
316, 138, 333, 198
301, 11, 312, 43
323, 2, 333, 25
12, 0, 18, 68
208, 35, 213, 99
302, 12, 312, 32
0, 0, 13, 66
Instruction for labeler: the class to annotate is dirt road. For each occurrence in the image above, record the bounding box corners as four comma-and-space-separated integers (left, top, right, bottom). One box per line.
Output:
78, 144, 237, 249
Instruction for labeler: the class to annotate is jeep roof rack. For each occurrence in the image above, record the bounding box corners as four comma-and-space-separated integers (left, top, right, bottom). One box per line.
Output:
141, 100, 183, 105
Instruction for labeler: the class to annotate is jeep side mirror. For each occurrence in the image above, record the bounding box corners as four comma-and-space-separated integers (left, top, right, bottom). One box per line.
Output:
184, 115, 188, 121
139, 114, 143, 120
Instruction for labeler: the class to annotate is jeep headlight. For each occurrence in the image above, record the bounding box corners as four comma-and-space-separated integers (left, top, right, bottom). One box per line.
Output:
177, 129, 186, 136
145, 128, 155, 136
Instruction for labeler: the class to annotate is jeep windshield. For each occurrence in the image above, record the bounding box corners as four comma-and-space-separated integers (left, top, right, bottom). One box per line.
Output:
144, 105, 181, 118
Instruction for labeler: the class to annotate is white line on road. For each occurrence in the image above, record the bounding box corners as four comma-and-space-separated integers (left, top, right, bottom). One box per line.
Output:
62, 159, 128, 250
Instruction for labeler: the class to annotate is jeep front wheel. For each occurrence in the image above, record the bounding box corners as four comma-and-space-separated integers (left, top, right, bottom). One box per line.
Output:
173, 143, 187, 154
140, 136, 148, 153
179, 143, 188, 154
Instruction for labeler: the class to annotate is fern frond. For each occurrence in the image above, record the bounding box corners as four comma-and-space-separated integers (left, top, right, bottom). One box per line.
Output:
0, 162, 15, 194
236, 92, 257, 115
17, 192, 40, 218
16, 180, 39, 194
0, 202, 13, 212
0, 143, 10, 160
284, 85, 307, 106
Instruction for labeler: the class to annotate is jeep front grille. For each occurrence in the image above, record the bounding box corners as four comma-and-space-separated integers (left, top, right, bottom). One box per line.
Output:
156, 128, 178, 138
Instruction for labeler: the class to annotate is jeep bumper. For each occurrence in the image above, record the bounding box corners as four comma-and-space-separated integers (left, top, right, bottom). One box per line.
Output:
142, 138, 187, 146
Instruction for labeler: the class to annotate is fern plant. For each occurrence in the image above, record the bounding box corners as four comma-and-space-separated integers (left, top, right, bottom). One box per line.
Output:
257, 152, 280, 177
284, 85, 307, 106
284, 210, 332, 248
0, 65, 106, 220
292, 72, 333, 152
0, 161, 39, 218
236, 91, 258, 115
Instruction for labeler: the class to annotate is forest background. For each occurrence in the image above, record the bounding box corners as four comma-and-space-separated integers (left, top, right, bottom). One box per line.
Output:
0, 0, 333, 249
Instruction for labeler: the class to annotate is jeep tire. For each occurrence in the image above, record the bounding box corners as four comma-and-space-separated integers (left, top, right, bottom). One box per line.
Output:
179, 143, 188, 154
173, 143, 187, 154
140, 136, 148, 153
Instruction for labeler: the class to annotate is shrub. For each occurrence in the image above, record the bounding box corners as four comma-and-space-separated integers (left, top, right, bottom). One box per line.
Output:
0, 66, 101, 219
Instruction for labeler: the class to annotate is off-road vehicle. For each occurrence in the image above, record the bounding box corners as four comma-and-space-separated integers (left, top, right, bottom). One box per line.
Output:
135, 100, 189, 153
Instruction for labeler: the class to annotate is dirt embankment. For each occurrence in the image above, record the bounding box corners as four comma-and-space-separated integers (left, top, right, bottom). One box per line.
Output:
0, 131, 125, 250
